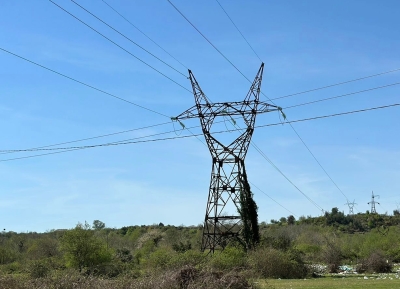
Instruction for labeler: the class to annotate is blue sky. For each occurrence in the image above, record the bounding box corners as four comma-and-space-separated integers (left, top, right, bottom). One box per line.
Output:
0, 0, 399, 232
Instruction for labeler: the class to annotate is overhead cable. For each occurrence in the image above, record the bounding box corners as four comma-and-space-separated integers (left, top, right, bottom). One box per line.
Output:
48, 0, 191, 93
70, 0, 186, 77
166, 0, 251, 83
166, 0, 352, 203
283, 81, 400, 110
0, 121, 172, 155
215, 0, 262, 62
0, 47, 169, 117
2, 103, 397, 157
100, 0, 188, 70
271, 68, 400, 101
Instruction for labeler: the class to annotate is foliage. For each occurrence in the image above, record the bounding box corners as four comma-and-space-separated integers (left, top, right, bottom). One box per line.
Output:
356, 251, 393, 273
60, 222, 112, 272
172, 241, 192, 253
2, 214, 400, 284
210, 247, 247, 270
92, 220, 106, 230
248, 247, 308, 279
29, 260, 50, 278
238, 168, 260, 250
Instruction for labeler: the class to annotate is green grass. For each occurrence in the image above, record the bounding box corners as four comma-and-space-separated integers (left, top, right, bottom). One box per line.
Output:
259, 275, 400, 289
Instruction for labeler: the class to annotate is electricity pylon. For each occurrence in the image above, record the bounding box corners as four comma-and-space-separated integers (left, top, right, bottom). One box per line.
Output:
345, 200, 357, 215
368, 191, 380, 214
174, 63, 280, 253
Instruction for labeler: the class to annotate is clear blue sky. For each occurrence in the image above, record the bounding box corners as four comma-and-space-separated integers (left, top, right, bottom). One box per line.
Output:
1, 0, 399, 232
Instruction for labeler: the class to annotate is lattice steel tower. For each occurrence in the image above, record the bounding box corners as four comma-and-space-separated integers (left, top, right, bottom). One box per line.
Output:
175, 63, 280, 252
368, 191, 380, 214
345, 200, 357, 215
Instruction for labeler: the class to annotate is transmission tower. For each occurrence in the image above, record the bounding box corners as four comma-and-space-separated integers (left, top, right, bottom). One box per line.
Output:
368, 191, 380, 214
345, 200, 357, 215
174, 63, 280, 253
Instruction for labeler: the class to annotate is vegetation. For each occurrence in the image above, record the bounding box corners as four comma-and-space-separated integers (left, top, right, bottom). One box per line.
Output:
239, 168, 260, 250
1, 210, 400, 288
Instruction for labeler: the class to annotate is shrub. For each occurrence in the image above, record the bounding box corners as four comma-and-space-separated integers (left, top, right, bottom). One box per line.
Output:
145, 247, 176, 270
4, 261, 23, 274
0, 247, 18, 264
210, 247, 247, 270
60, 222, 112, 272
29, 260, 50, 278
248, 247, 307, 279
356, 251, 393, 273
170, 250, 207, 268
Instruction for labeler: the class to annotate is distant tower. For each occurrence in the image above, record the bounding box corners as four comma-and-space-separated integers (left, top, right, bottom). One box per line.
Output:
368, 191, 380, 214
345, 200, 357, 215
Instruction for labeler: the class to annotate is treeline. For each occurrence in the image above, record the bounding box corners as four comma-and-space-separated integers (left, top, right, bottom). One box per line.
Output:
1, 210, 400, 288
271, 207, 400, 233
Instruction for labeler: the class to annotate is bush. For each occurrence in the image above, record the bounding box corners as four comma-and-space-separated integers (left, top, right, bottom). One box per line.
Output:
85, 263, 125, 278
3, 261, 24, 274
29, 260, 50, 278
322, 237, 343, 273
248, 247, 307, 279
356, 251, 393, 273
60, 222, 112, 272
210, 247, 247, 270
0, 247, 18, 264
170, 250, 207, 268
145, 247, 176, 270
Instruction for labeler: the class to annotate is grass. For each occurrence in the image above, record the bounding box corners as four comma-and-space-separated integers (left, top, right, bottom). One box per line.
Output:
259, 274, 400, 289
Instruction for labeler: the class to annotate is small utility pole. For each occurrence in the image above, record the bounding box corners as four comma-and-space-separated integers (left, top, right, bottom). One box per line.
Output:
368, 191, 380, 214
345, 200, 357, 215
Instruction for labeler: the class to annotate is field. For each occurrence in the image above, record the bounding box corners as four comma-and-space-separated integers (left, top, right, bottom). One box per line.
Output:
261, 275, 400, 289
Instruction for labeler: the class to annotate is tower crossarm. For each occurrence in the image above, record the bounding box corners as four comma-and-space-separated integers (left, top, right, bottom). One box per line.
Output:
174, 101, 280, 121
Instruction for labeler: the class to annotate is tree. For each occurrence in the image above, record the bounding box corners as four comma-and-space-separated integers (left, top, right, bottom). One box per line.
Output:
287, 215, 296, 225
92, 220, 105, 230
238, 168, 260, 250
60, 222, 111, 272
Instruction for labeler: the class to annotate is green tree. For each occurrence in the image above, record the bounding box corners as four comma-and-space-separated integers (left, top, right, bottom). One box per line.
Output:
238, 168, 260, 250
92, 220, 105, 230
287, 215, 296, 225
60, 222, 111, 272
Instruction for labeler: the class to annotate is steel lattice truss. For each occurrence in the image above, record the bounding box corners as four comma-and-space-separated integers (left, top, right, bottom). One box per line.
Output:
175, 63, 279, 252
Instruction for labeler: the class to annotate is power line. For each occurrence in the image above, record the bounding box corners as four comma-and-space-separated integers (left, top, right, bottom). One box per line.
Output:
70, 0, 186, 77
0, 125, 194, 153
100, 0, 188, 70
3, 39, 396, 129
271, 68, 400, 101
0, 121, 172, 155
48, 0, 191, 93
0, 133, 200, 162
211, 4, 399, 206
248, 181, 297, 217
0, 113, 249, 155
207, 0, 375, 204
166, 0, 251, 83
214, 1, 400, 104
0, 47, 169, 117
257, 103, 400, 128
250, 140, 324, 212
2, 102, 397, 157
177, 104, 299, 222
215, 0, 262, 62
283, 81, 400, 110
283, 124, 349, 202
166, 0, 352, 205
